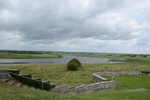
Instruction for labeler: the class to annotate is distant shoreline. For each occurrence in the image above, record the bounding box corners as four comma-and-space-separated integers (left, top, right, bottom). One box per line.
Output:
0, 52, 62, 59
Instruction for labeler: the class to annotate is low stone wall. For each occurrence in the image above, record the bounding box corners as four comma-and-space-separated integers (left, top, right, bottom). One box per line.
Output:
1, 69, 144, 94
92, 73, 107, 83
94, 71, 142, 77
51, 71, 144, 94
51, 73, 115, 94
50, 81, 115, 94
0, 69, 11, 82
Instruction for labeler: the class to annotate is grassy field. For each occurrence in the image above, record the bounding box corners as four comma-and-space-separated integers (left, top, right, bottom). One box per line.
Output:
0, 63, 150, 86
0, 52, 62, 59
0, 81, 150, 100
0, 53, 150, 100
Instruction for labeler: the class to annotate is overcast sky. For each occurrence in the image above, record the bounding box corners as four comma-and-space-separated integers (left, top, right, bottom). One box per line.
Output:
0, 0, 150, 54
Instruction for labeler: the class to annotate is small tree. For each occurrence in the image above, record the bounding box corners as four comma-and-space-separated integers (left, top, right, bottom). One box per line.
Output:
67, 58, 81, 71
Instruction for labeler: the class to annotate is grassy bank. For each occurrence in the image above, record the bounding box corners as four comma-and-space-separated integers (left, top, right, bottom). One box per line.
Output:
0, 52, 62, 59
0, 82, 150, 100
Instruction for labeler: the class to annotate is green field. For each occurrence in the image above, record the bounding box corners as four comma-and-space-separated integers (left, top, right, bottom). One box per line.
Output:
0, 52, 62, 59
0, 52, 150, 100
0, 63, 150, 85
0, 73, 150, 100
0, 82, 150, 100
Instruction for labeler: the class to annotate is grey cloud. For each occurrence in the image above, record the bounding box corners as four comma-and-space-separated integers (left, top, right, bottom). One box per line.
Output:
0, 0, 150, 53
1, 0, 125, 39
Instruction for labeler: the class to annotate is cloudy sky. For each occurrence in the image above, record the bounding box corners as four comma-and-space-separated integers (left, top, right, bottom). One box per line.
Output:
0, 0, 150, 54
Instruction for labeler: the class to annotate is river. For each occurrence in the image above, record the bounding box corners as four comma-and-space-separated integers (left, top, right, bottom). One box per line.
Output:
0, 55, 110, 65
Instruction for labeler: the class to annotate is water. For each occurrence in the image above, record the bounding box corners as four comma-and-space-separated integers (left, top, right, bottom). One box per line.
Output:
0, 55, 110, 64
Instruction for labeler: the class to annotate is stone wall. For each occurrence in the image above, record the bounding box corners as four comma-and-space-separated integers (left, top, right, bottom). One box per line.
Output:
51, 73, 115, 94
92, 73, 107, 83
0, 69, 11, 82
94, 71, 142, 77
51, 71, 143, 94
1, 69, 147, 94
50, 81, 115, 94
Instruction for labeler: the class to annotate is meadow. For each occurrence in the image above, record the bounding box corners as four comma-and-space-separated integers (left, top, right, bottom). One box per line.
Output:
0, 82, 150, 100
0, 53, 150, 100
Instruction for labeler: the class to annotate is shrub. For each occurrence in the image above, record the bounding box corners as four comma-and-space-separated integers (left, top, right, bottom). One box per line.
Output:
67, 58, 81, 71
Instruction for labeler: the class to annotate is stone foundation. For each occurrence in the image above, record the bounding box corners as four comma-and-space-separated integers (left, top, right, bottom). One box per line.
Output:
92, 73, 107, 83
1, 69, 144, 94
0, 70, 11, 82
51, 73, 115, 94
94, 71, 142, 77
51, 71, 143, 94
50, 81, 115, 94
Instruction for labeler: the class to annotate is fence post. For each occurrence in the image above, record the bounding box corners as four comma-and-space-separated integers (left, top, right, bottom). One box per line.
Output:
42, 81, 43, 91
0, 70, 2, 82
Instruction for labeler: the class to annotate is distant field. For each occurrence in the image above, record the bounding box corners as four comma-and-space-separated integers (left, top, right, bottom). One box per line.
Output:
73, 52, 150, 58
74, 52, 150, 65
0, 52, 62, 59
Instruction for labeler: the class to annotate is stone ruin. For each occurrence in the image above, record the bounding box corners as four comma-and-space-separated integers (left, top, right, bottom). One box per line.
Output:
0, 69, 13, 82
51, 71, 142, 94
50, 74, 115, 94
0, 69, 143, 94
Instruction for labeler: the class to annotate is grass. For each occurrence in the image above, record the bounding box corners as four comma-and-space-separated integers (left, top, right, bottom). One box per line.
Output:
0, 63, 150, 86
0, 52, 62, 59
104, 75, 150, 90
73, 53, 150, 58
0, 82, 150, 100
0, 64, 92, 85
0, 53, 150, 100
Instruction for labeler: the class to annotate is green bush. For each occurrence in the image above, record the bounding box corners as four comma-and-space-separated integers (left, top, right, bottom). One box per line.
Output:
67, 62, 78, 71
67, 58, 81, 71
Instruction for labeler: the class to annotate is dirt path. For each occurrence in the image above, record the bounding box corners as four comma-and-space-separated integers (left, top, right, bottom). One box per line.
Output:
124, 88, 148, 92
